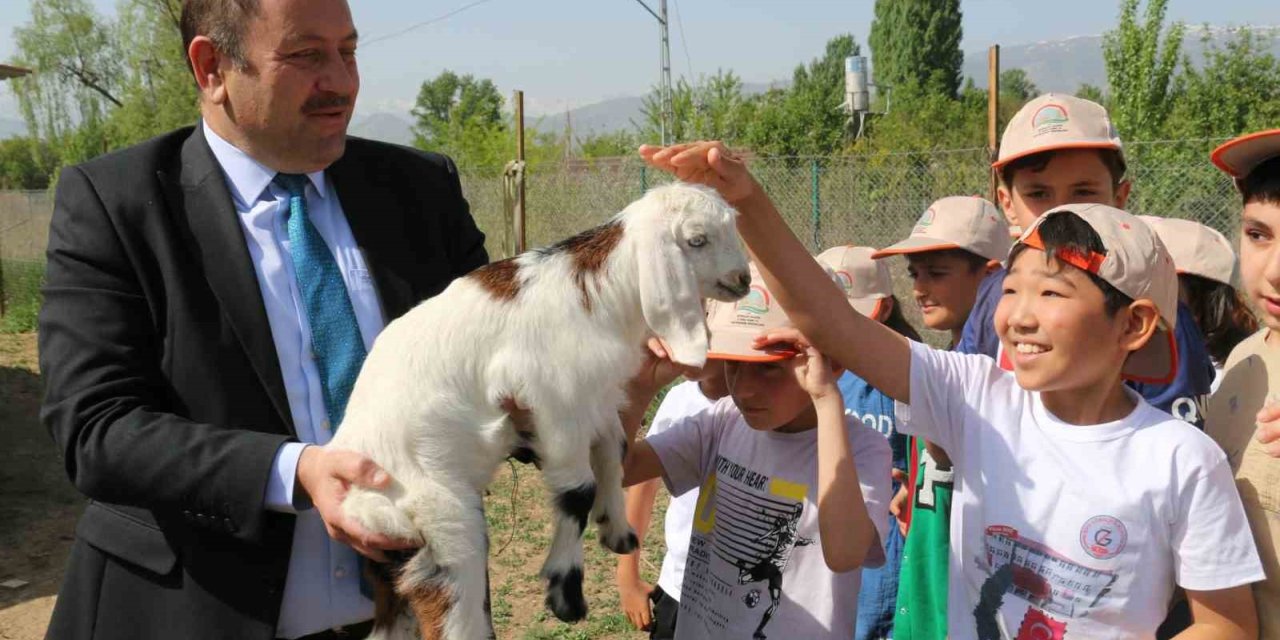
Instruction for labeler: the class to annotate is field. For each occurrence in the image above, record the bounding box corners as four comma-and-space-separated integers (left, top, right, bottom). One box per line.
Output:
0, 332, 668, 639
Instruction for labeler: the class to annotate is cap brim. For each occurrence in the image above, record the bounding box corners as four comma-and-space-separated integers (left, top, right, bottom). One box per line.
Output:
871, 238, 962, 259
1121, 326, 1179, 385
992, 141, 1123, 169
707, 327, 798, 362
1211, 130, 1280, 179
850, 297, 886, 319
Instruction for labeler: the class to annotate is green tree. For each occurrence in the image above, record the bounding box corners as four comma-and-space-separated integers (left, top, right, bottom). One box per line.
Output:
576, 130, 639, 159
107, 0, 199, 148
636, 69, 750, 145
999, 68, 1039, 102
741, 34, 860, 156
411, 71, 505, 150
867, 0, 964, 97
1075, 83, 1106, 104
0, 137, 60, 189
1102, 0, 1184, 141
1165, 27, 1280, 139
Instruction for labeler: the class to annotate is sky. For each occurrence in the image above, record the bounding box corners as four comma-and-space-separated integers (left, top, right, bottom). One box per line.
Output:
1, 0, 1277, 122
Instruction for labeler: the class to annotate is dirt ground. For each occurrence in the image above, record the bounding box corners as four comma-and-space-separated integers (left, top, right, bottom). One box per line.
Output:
0, 332, 664, 639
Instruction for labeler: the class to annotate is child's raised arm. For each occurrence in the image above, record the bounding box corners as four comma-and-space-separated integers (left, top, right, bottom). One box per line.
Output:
641, 143, 912, 402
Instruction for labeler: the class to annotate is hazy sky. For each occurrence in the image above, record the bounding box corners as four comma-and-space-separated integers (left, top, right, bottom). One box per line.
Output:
1, 0, 1276, 121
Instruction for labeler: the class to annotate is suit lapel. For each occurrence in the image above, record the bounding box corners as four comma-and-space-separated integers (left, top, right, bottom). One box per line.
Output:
328, 153, 417, 321
161, 128, 295, 434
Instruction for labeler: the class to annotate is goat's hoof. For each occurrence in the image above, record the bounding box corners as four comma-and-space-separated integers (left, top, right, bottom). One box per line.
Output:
601, 530, 639, 555
545, 568, 588, 622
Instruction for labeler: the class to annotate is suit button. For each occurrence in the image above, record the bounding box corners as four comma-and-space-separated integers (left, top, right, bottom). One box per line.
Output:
182, 510, 193, 521
224, 518, 237, 533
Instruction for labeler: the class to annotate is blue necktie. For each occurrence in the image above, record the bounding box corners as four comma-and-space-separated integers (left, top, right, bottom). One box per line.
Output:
274, 173, 367, 431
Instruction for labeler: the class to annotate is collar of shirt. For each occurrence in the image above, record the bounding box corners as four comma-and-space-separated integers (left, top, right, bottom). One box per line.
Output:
201, 120, 329, 208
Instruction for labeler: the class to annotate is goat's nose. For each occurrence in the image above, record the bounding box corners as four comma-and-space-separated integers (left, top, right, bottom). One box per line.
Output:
733, 270, 751, 291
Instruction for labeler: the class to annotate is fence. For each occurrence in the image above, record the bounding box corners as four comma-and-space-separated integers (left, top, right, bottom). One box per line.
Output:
0, 138, 1241, 336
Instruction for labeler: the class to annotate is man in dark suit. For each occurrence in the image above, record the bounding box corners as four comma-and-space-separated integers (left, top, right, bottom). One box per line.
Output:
37, 0, 488, 637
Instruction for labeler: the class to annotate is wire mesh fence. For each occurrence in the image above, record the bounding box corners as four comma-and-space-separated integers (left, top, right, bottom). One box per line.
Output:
0, 138, 1242, 337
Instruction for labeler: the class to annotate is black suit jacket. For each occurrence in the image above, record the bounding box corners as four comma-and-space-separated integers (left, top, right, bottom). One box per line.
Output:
38, 126, 488, 639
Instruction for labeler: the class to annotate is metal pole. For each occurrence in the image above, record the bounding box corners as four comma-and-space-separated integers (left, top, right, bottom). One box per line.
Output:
659, 0, 673, 145
515, 90, 527, 254
987, 45, 1000, 203
811, 159, 821, 250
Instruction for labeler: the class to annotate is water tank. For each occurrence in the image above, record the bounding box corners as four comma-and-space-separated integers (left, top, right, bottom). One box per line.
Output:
845, 56, 869, 113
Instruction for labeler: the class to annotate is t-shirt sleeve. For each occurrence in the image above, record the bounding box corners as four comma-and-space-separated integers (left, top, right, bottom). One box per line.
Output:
647, 382, 703, 439
897, 340, 999, 454
853, 423, 894, 569
1128, 304, 1214, 428
646, 400, 727, 498
956, 268, 1003, 358
1170, 455, 1266, 591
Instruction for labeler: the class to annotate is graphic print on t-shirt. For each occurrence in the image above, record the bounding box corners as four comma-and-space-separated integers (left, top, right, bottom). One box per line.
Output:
972, 525, 1118, 639
685, 453, 812, 640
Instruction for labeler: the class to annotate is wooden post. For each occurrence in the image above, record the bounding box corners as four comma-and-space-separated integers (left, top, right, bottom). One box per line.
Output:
514, 90, 527, 254
987, 45, 1000, 203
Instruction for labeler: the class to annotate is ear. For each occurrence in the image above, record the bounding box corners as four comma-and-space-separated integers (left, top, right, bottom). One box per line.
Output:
996, 184, 1017, 230
1119, 300, 1161, 354
1114, 180, 1133, 210
637, 222, 709, 368
189, 35, 228, 104
874, 297, 894, 323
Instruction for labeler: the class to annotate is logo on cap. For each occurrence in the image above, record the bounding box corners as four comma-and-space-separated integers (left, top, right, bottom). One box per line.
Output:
912, 208, 937, 234
736, 286, 771, 316
832, 270, 854, 295
1032, 104, 1069, 136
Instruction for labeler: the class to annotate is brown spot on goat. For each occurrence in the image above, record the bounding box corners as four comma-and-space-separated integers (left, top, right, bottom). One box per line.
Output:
471, 258, 521, 301
405, 582, 453, 640
558, 221, 624, 311
367, 557, 409, 635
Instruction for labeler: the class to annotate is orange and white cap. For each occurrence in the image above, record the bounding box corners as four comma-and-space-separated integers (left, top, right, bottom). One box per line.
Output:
1139, 216, 1238, 287
816, 245, 893, 318
1016, 204, 1179, 384
1211, 129, 1280, 180
994, 94, 1123, 169
706, 262, 802, 362
871, 196, 1011, 262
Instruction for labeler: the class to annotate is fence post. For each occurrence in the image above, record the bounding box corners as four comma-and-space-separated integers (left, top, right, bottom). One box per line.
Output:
640, 164, 648, 195
810, 158, 821, 250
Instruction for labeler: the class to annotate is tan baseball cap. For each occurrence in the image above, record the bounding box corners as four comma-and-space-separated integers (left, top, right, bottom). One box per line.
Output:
1211, 129, 1280, 180
1016, 204, 1179, 384
816, 245, 892, 318
706, 262, 801, 362
994, 94, 1124, 169
1139, 216, 1238, 287
871, 196, 1011, 262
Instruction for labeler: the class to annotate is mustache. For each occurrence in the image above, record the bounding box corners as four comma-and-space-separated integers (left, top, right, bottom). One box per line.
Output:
302, 93, 353, 113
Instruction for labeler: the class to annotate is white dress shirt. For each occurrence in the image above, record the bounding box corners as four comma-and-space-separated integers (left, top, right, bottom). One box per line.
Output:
204, 122, 384, 638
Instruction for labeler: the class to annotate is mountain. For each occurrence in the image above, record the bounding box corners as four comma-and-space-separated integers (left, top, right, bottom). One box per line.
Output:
0, 116, 26, 140
961, 25, 1280, 93
531, 80, 786, 137
348, 111, 415, 146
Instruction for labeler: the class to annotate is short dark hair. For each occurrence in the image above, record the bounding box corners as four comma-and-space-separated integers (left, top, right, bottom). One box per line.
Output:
1000, 148, 1128, 190
904, 248, 990, 273
1006, 211, 1133, 316
181, 0, 260, 68
1241, 155, 1280, 207
1179, 274, 1258, 365
882, 296, 924, 343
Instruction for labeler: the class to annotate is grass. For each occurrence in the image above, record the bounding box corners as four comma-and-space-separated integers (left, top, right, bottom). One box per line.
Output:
0, 260, 43, 334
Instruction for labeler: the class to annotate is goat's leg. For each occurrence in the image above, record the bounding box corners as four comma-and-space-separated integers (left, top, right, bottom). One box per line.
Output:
536, 436, 598, 623
395, 486, 493, 640
588, 426, 639, 555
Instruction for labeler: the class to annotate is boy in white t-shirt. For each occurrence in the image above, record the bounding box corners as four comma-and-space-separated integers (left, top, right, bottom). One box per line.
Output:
616, 360, 728, 638
620, 262, 893, 640
638, 141, 1264, 639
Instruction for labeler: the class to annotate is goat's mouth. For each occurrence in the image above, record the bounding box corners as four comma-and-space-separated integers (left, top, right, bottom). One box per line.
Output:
713, 280, 750, 300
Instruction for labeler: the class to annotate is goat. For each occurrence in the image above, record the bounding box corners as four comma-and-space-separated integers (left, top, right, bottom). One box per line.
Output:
328, 183, 752, 639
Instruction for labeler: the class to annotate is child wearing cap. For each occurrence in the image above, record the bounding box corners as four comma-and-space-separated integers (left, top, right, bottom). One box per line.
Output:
640, 141, 1263, 638
868, 196, 1010, 640
620, 261, 894, 640
817, 246, 923, 640
615, 359, 728, 639
1205, 128, 1280, 639
987, 93, 1216, 432
1141, 216, 1256, 392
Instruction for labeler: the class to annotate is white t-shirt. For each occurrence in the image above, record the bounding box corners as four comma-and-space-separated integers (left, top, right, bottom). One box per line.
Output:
898, 341, 1264, 639
648, 380, 715, 600
647, 397, 893, 640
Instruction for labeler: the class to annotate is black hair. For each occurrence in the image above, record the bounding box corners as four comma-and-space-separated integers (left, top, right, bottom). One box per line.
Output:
1241, 155, 1280, 207
904, 248, 990, 273
181, 0, 261, 70
1006, 211, 1133, 316
882, 296, 924, 343
1179, 274, 1259, 365
1000, 148, 1128, 190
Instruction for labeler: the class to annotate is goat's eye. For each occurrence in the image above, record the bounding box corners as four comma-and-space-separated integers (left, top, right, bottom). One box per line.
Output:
687, 234, 708, 248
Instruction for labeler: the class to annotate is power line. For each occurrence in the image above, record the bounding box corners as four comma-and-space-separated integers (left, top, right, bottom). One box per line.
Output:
362, 0, 499, 47
671, 0, 694, 83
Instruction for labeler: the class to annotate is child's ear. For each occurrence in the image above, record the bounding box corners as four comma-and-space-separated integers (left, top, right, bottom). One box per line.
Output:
1119, 300, 1161, 354
1114, 180, 1133, 210
874, 297, 895, 323
983, 259, 1001, 276
996, 185, 1018, 229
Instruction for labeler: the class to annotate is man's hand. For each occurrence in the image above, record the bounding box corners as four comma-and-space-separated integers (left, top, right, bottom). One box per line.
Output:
295, 446, 420, 561
618, 577, 655, 631
1256, 400, 1280, 458
639, 141, 762, 206
889, 469, 910, 537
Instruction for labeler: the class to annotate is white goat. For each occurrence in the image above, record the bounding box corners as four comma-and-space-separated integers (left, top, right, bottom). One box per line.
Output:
329, 183, 751, 640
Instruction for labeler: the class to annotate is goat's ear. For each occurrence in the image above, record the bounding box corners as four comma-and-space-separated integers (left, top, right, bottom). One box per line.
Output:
637, 223, 708, 368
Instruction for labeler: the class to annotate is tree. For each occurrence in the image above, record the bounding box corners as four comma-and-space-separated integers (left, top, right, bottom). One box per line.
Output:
1102, 0, 1184, 141
107, 0, 199, 148
868, 0, 964, 98
635, 69, 750, 145
740, 34, 861, 156
0, 137, 60, 189
1075, 83, 1106, 104
1165, 27, 1280, 139
999, 68, 1039, 102
411, 71, 505, 150
577, 130, 639, 159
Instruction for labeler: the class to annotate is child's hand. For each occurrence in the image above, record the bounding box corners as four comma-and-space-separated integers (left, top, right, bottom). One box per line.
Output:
638, 141, 762, 205
628, 337, 704, 397
889, 469, 910, 537
1256, 400, 1280, 458
795, 346, 842, 402
617, 577, 655, 631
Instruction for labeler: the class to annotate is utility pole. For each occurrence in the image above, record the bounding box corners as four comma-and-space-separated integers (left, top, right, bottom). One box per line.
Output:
633, 0, 674, 145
